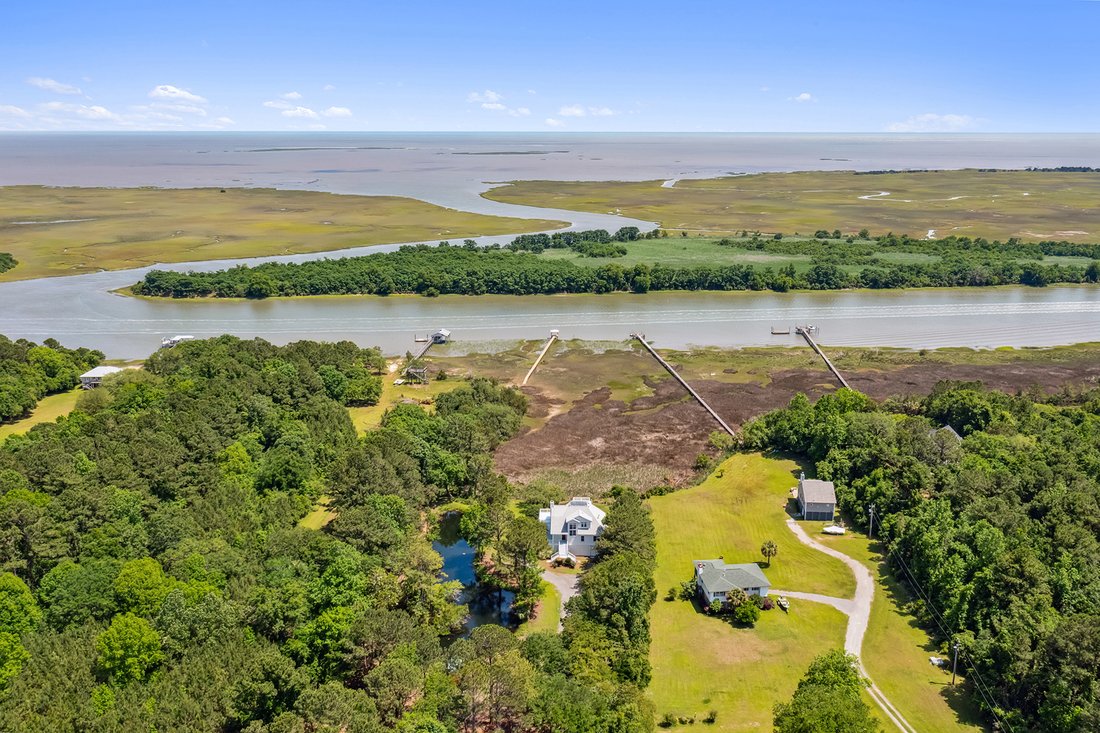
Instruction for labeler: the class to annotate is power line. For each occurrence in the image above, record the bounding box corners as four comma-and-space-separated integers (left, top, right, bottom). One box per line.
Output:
883, 543, 1013, 733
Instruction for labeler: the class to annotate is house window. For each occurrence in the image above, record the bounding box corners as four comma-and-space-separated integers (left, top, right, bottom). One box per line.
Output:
580, 521, 589, 529
561, 534, 567, 541
568, 522, 577, 537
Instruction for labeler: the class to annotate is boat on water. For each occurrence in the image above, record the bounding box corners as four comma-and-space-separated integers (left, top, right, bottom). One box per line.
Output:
160, 335, 195, 349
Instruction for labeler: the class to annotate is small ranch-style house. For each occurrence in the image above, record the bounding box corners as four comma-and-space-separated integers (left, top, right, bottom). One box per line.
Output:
538, 497, 605, 562
797, 473, 836, 521
694, 559, 771, 603
79, 366, 123, 389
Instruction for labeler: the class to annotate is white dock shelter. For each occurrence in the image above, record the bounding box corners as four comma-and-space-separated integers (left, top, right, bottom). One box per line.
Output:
431, 329, 451, 344
79, 366, 123, 389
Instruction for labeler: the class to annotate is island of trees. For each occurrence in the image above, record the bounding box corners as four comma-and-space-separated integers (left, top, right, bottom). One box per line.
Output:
0, 335, 657, 732
133, 231, 1100, 299
743, 382, 1100, 731
0, 253, 15, 275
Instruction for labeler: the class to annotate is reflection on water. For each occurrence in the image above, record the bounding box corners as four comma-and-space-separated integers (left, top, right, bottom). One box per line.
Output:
433, 512, 515, 636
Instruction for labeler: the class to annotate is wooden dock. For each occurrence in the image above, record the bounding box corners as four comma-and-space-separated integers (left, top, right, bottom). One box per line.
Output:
796, 327, 849, 389
630, 333, 736, 437
521, 331, 559, 386
412, 341, 434, 361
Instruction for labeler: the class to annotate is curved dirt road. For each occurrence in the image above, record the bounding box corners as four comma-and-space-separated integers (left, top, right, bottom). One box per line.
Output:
784, 518, 917, 733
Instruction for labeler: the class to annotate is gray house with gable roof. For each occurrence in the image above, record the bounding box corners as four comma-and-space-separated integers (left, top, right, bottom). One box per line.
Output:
797, 473, 836, 521
693, 559, 771, 603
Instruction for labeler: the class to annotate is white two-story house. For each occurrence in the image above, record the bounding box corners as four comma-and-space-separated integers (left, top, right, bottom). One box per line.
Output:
538, 497, 606, 562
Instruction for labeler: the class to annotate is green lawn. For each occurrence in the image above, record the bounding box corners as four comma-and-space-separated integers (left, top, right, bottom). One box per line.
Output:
0, 388, 82, 441
516, 580, 562, 638
647, 453, 857, 731
299, 495, 337, 530
819, 533, 988, 733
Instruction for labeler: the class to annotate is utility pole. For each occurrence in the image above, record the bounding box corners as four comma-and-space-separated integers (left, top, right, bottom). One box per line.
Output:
951, 640, 960, 686
867, 504, 876, 539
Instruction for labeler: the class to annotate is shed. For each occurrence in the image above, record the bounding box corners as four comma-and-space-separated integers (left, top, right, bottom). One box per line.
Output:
797, 473, 836, 521
79, 366, 123, 389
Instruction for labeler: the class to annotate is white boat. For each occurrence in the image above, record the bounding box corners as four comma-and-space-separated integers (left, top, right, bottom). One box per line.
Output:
822, 525, 846, 535
160, 335, 195, 349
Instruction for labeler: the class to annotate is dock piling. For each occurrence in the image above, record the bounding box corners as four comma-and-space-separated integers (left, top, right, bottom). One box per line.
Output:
796, 327, 849, 389
521, 330, 559, 386
630, 333, 736, 437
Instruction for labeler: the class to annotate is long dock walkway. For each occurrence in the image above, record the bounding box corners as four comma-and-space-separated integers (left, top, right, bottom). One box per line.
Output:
796, 327, 849, 389
631, 333, 735, 436
521, 333, 558, 386
412, 341, 433, 361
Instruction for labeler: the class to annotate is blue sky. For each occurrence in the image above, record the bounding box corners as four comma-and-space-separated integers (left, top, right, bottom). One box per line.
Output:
1, 0, 1096, 132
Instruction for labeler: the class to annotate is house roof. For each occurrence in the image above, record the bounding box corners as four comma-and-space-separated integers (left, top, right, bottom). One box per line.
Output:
80, 366, 123, 379
694, 560, 770, 593
799, 478, 836, 504
539, 497, 606, 536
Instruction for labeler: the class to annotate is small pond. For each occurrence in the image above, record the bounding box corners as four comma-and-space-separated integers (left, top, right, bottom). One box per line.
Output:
433, 511, 515, 636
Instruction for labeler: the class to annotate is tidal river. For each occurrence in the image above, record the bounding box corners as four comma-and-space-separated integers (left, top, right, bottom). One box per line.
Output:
1, 269, 1099, 359
3, 132, 1100, 358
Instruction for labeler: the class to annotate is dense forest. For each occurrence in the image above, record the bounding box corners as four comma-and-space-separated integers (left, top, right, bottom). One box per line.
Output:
0, 335, 102, 422
743, 383, 1100, 732
0, 335, 656, 732
133, 233, 1100, 299
0, 253, 15, 275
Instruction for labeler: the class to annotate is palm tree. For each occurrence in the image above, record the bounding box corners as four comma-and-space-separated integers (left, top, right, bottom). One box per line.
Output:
761, 540, 778, 566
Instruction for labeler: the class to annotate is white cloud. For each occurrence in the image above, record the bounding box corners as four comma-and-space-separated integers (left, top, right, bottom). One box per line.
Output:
42, 101, 121, 121
282, 106, 319, 119
559, 104, 586, 117
150, 102, 206, 116
511, 107, 531, 117
544, 117, 563, 127
26, 77, 83, 95
281, 91, 302, 100
149, 85, 207, 103
790, 92, 815, 102
481, 102, 507, 111
527, 89, 537, 95
263, 99, 292, 110
588, 106, 615, 117
886, 113, 976, 132
0, 105, 30, 118
322, 106, 352, 118
760, 86, 770, 92
467, 89, 502, 104
215, 116, 235, 125
323, 84, 336, 92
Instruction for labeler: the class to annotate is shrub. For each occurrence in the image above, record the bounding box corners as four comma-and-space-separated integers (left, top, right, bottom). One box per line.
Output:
759, 596, 776, 611
704, 710, 718, 724
733, 599, 761, 626
660, 712, 676, 728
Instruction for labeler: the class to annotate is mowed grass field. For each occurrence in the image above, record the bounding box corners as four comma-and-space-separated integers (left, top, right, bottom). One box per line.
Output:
0, 186, 565, 281
484, 169, 1100, 241
0, 388, 82, 441
819, 533, 987, 732
647, 453, 856, 730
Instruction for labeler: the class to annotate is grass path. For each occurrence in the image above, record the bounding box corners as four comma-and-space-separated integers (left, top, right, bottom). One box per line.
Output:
647, 453, 855, 730
0, 388, 81, 441
516, 580, 563, 638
